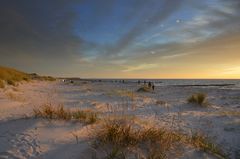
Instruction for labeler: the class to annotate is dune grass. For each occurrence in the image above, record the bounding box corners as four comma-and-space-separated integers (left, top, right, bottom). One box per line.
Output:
156, 100, 167, 105
5, 92, 25, 102
92, 118, 227, 159
0, 66, 56, 88
187, 93, 207, 106
93, 118, 186, 158
215, 110, 240, 117
34, 75, 56, 81
0, 80, 4, 88
0, 66, 30, 87
33, 104, 226, 158
33, 104, 98, 124
137, 85, 152, 93
190, 132, 227, 159
107, 90, 136, 100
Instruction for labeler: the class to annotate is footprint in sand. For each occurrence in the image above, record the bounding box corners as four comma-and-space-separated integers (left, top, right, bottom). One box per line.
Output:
0, 131, 40, 159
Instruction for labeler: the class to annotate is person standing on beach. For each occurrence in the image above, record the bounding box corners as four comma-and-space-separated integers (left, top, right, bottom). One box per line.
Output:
148, 81, 152, 88
152, 84, 155, 91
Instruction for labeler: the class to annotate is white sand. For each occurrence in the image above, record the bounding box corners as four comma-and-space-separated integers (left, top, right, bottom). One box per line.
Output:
0, 80, 239, 158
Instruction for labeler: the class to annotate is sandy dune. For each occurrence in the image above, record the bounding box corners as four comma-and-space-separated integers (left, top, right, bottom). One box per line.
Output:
0, 80, 239, 158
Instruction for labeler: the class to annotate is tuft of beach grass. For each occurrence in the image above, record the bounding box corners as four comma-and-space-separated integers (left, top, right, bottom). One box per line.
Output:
187, 93, 208, 106
33, 104, 98, 124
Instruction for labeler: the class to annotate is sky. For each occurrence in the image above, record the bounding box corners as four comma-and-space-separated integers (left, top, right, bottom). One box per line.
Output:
0, 0, 240, 79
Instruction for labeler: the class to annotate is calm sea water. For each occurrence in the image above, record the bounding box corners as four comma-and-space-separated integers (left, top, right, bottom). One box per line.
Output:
74, 79, 240, 90
153, 79, 240, 88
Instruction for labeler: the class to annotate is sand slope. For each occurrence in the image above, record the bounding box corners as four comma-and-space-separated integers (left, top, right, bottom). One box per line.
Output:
0, 80, 239, 158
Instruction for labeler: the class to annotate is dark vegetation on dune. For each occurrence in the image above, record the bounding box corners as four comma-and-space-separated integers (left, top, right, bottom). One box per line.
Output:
92, 118, 227, 159
33, 104, 98, 124
0, 66, 55, 88
187, 93, 208, 106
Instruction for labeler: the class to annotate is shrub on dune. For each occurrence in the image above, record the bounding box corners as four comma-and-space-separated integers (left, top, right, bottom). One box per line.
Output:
93, 119, 184, 158
187, 93, 207, 106
92, 118, 226, 159
137, 86, 152, 92
190, 132, 226, 158
33, 104, 98, 124
72, 109, 98, 124
7, 79, 16, 86
0, 80, 4, 88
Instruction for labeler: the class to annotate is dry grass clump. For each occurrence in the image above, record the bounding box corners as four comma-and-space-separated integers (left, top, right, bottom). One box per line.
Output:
7, 79, 16, 86
0, 79, 4, 88
218, 111, 240, 117
33, 104, 98, 124
93, 119, 184, 158
156, 100, 167, 105
107, 90, 136, 100
38, 76, 56, 81
190, 132, 227, 159
92, 118, 227, 159
5, 92, 25, 102
187, 93, 207, 106
137, 86, 152, 93
72, 109, 98, 124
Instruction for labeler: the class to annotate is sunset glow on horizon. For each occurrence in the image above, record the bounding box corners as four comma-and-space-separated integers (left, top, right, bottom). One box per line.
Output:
0, 0, 239, 79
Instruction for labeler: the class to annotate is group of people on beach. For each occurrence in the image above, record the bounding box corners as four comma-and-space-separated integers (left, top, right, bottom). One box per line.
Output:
63, 79, 155, 91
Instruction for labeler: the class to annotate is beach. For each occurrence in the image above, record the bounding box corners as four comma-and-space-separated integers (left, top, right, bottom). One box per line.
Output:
0, 79, 239, 159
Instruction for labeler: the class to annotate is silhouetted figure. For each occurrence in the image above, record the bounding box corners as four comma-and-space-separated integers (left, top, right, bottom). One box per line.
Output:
144, 80, 146, 85
122, 80, 125, 83
138, 80, 140, 84
148, 82, 152, 88
152, 84, 155, 91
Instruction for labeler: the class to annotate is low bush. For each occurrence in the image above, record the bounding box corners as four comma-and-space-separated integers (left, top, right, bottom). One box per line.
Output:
93, 119, 184, 158
7, 79, 16, 86
187, 93, 207, 106
92, 118, 226, 159
0, 80, 4, 88
190, 132, 227, 158
137, 86, 152, 92
107, 90, 136, 100
33, 104, 98, 124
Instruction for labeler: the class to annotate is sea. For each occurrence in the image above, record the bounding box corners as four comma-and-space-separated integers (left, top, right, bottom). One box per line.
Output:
69, 79, 240, 90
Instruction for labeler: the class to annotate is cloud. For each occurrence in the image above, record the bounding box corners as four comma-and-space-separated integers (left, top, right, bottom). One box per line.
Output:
222, 66, 240, 75
161, 52, 194, 59
123, 63, 158, 72
109, 59, 128, 65
0, 1, 85, 60
104, 0, 184, 55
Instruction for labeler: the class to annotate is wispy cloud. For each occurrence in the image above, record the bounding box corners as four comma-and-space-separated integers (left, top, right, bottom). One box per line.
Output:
123, 63, 158, 72
161, 52, 193, 59
109, 59, 128, 65
222, 66, 240, 75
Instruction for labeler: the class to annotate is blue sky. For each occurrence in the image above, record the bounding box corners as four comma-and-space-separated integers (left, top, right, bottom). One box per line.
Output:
0, 0, 240, 78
